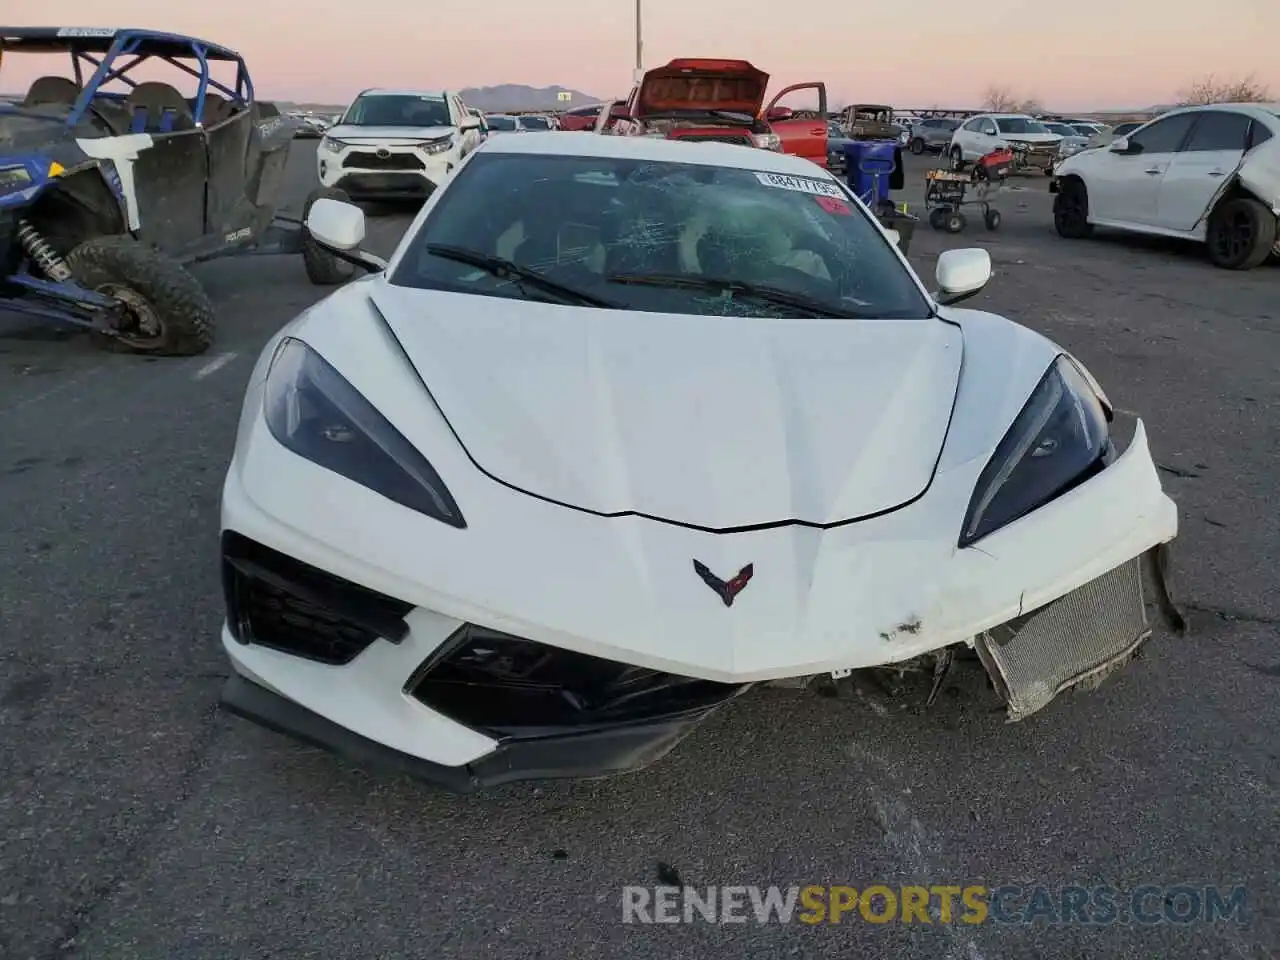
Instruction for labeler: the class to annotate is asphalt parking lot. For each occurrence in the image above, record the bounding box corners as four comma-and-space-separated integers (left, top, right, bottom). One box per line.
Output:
2, 143, 1277, 960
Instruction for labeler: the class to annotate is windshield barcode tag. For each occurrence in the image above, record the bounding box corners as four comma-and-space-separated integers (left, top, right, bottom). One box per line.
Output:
754, 172, 844, 197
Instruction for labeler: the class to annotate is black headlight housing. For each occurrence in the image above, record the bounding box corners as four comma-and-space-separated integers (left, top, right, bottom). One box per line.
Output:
959, 355, 1112, 548
263, 337, 465, 528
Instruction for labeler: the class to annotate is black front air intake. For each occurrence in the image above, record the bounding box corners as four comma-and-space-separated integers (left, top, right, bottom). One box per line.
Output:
407, 624, 749, 739
221, 532, 414, 665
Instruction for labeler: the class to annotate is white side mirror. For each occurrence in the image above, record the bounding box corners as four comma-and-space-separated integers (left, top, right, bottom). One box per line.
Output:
1109, 136, 1130, 153
306, 198, 365, 251
935, 248, 991, 305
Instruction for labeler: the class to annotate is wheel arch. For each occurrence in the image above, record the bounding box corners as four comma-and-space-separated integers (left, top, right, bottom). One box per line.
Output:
26, 168, 129, 254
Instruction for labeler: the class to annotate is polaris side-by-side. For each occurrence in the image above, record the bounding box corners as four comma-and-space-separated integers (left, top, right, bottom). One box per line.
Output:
0, 27, 338, 355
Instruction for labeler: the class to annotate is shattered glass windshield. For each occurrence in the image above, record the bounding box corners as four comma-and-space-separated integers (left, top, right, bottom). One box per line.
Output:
392, 153, 931, 319
342, 94, 452, 128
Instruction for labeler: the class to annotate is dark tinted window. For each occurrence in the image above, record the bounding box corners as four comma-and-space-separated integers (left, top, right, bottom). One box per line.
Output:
485, 115, 517, 130
342, 94, 451, 128
393, 153, 932, 319
520, 116, 552, 129
1183, 110, 1250, 151
1128, 113, 1196, 153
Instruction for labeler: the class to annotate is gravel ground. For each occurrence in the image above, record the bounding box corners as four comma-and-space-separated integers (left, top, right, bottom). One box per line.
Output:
1, 144, 1277, 960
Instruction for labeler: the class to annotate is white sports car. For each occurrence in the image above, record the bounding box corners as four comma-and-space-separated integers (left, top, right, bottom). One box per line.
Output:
220, 132, 1184, 791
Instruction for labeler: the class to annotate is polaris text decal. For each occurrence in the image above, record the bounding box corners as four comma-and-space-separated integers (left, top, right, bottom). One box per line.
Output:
754, 172, 844, 197
56, 27, 119, 37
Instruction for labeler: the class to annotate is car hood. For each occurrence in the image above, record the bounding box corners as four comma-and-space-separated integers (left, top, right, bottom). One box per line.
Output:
369, 286, 962, 530
325, 124, 457, 143
636, 59, 769, 118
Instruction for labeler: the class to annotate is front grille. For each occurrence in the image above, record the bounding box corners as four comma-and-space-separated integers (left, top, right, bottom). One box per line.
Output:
345, 151, 424, 171
408, 624, 749, 738
976, 558, 1149, 720
221, 532, 414, 665
668, 131, 753, 146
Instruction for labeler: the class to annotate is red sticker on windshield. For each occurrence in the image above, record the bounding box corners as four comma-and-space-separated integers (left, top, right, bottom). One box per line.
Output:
815, 196, 852, 215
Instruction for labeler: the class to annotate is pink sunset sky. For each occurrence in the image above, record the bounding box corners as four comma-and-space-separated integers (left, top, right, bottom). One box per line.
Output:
2, 0, 1277, 110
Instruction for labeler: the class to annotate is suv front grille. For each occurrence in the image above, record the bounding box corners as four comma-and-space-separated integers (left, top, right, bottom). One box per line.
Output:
221, 532, 414, 665
345, 151, 424, 171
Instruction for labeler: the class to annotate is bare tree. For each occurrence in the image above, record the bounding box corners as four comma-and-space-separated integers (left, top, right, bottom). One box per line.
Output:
1177, 73, 1272, 105
982, 85, 1020, 112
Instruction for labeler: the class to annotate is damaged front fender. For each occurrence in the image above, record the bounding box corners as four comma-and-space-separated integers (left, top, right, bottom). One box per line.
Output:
974, 543, 1185, 722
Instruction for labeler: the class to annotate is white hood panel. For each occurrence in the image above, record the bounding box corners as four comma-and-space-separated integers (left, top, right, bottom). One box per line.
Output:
371, 287, 962, 529
326, 124, 456, 144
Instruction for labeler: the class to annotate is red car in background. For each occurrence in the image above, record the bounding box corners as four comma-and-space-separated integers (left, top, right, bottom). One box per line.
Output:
559, 103, 609, 131
597, 58, 829, 168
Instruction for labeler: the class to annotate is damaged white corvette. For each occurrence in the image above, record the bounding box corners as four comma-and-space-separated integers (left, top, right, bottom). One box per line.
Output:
219, 132, 1183, 791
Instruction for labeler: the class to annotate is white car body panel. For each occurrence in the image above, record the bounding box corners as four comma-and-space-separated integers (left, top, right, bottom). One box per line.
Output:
1055, 103, 1280, 241
370, 284, 961, 528
950, 113, 1062, 162
223, 133, 1180, 779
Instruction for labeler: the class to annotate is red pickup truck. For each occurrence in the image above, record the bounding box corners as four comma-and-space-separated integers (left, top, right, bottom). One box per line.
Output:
598, 58, 829, 168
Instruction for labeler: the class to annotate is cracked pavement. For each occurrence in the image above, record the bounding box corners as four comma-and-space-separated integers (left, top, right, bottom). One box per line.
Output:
1, 146, 1277, 959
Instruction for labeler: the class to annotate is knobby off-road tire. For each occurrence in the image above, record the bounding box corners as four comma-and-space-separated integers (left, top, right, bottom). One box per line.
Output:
1205, 197, 1277, 271
302, 186, 358, 286
65, 236, 215, 356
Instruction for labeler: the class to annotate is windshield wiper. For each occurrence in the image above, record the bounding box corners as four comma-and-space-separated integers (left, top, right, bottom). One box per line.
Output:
606, 273, 868, 318
424, 244, 618, 308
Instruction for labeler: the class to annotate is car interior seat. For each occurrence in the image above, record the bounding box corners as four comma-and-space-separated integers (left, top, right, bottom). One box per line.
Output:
23, 76, 81, 107
197, 91, 237, 126
125, 82, 196, 133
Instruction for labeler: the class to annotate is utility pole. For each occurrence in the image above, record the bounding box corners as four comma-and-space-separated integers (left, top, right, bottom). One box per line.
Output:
633, 0, 643, 84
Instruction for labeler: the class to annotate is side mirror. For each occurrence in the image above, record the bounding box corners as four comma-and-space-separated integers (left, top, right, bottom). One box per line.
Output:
934, 248, 991, 305
1109, 136, 1134, 153
766, 106, 793, 122
305, 198, 387, 273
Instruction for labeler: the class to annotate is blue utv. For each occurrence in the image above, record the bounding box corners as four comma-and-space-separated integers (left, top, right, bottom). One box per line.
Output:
0, 27, 333, 355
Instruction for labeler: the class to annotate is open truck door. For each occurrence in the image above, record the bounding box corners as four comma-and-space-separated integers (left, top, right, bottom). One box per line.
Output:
764, 82, 828, 167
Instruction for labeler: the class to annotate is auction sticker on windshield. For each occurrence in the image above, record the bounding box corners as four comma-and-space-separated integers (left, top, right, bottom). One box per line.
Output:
754, 172, 844, 197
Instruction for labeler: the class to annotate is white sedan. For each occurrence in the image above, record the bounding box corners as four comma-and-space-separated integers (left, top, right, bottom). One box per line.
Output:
219, 131, 1182, 791
1051, 102, 1280, 269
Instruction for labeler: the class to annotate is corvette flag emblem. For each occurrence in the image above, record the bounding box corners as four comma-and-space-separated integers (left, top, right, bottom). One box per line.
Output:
692, 560, 753, 607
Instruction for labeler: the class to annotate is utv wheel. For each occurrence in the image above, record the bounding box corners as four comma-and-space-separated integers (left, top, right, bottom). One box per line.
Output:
1053, 177, 1093, 239
950, 146, 965, 171
1205, 197, 1277, 270
910, 137, 925, 155
984, 209, 1002, 230
302, 186, 358, 285
65, 236, 215, 356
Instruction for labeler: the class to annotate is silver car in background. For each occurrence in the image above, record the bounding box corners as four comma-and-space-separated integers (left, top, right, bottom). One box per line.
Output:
906, 116, 961, 155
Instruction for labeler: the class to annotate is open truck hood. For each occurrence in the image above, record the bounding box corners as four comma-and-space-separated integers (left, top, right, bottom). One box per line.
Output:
635, 58, 769, 119
369, 286, 962, 530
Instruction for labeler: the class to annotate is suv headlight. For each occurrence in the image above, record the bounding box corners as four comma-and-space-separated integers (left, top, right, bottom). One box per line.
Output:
320, 137, 348, 154
421, 137, 455, 155
263, 338, 466, 528
959, 356, 1112, 548
751, 132, 782, 150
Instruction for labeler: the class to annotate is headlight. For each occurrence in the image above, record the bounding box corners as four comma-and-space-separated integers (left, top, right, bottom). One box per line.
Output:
751, 132, 782, 150
263, 338, 466, 528
959, 356, 1111, 548
1010, 142, 1029, 152
421, 137, 454, 155
320, 137, 348, 154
